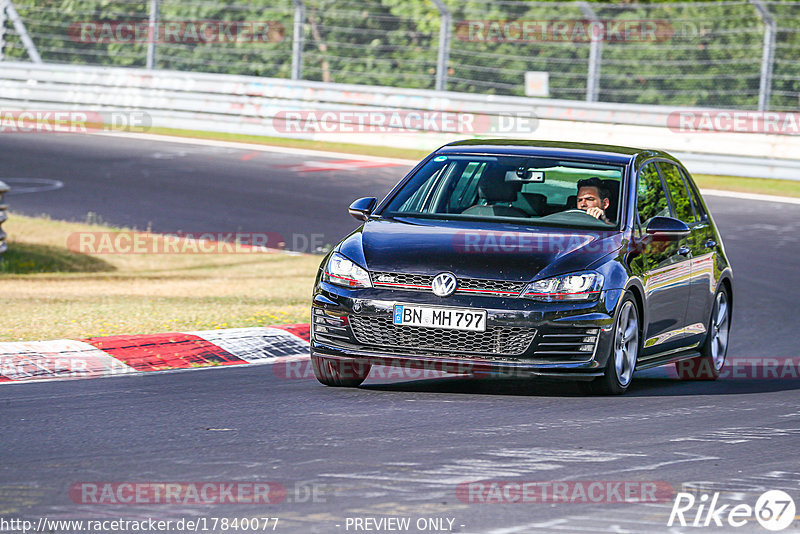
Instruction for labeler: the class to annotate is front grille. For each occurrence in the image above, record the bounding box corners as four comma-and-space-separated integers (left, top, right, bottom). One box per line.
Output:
457, 278, 526, 295
371, 272, 526, 297
349, 314, 535, 356
531, 327, 599, 362
372, 272, 433, 290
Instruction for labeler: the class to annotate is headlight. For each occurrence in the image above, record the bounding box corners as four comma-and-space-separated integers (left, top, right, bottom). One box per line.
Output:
521, 272, 603, 302
323, 252, 372, 288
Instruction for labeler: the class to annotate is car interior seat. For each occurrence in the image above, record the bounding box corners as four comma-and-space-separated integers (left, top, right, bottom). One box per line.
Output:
601, 179, 620, 222
515, 192, 547, 216
566, 195, 577, 209
461, 166, 528, 218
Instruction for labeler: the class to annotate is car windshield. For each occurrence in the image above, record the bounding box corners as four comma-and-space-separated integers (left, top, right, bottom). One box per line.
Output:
381, 154, 624, 228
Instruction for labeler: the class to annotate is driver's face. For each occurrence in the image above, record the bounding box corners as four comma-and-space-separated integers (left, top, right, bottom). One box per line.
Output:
577, 186, 609, 211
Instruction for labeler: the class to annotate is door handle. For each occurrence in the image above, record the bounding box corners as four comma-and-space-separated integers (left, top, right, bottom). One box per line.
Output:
677, 245, 691, 256
705, 239, 717, 249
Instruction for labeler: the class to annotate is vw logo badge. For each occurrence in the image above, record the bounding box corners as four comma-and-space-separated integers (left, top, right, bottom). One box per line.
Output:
431, 272, 457, 297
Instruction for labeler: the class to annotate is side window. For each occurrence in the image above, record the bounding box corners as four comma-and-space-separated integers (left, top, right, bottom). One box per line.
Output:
680, 168, 708, 221
637, 162, 669, 228
658, 162, 695, 224
448, 162, 485, 212
399, 163, 452, 213
399, 170, 439, 212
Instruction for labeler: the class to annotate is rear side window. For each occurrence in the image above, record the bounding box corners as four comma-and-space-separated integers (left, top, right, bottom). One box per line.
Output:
637, 162, 669, 227
680, 168, 708, 221
659, 162, 695, 223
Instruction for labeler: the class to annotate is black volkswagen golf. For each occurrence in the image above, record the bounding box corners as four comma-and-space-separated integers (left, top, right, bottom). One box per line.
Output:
310, 140, 733, 394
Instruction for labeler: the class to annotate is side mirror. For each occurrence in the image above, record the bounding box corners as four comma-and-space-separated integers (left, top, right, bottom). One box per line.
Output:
645, 216, 690, 240
348, 197, 377, 222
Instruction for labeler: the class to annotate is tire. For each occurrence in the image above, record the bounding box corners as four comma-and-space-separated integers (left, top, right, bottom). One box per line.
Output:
579, 293, 640, 395
676, 286, 730, 380
312, 355, 371, 387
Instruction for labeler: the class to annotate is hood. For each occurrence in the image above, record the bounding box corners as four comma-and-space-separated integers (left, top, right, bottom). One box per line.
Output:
338, 217, 622, 282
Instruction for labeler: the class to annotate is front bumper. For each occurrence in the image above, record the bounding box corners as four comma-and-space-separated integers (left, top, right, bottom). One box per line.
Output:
311, 282, 624, 378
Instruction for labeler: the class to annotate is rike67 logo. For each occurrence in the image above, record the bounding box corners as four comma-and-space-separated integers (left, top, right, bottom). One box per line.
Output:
668, 490, 796, 531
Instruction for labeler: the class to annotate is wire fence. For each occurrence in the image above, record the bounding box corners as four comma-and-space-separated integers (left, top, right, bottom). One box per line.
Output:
1, 0, 799, 111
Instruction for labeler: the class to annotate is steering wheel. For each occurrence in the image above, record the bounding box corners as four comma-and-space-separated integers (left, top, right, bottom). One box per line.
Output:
561, 209, 598, 218
562, 209, 616, 225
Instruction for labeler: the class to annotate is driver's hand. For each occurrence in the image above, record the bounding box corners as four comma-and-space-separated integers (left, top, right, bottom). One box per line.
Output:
585, 207, 609, 222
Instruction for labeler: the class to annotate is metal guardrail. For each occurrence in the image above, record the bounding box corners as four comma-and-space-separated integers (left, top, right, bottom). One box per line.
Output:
0, 61, 687, 128
0, 61, 799, 180
0, 180, 8, 256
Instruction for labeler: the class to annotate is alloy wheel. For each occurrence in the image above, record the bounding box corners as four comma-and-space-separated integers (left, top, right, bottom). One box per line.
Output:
710, 291, 729, 370
614, 300, 639, 387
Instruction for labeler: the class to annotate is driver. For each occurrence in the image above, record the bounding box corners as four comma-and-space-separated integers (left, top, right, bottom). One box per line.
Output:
576, 177, 611, 223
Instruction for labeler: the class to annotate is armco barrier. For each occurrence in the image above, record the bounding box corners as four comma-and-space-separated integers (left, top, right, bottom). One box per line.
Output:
1, 62, 799, 179
0, 62, 679, 127
0, 180, 8, 256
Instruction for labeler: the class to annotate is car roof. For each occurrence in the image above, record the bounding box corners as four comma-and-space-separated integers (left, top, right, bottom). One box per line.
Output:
437, 139, 658, 165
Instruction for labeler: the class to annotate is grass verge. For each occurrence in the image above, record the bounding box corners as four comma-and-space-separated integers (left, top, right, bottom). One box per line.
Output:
144, 127, 800, 198
0, 214, 319, 342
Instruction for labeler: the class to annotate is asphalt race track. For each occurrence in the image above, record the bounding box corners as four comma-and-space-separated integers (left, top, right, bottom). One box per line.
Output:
0, 133, 403, 250
2, 134, 800, 533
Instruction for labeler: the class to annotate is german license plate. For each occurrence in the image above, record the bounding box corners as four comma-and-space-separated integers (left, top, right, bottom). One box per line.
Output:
393, 304, 487, 332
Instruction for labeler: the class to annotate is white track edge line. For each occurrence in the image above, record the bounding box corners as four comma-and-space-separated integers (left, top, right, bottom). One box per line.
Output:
96, 131, 419, 165
699, 188, 800, 205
